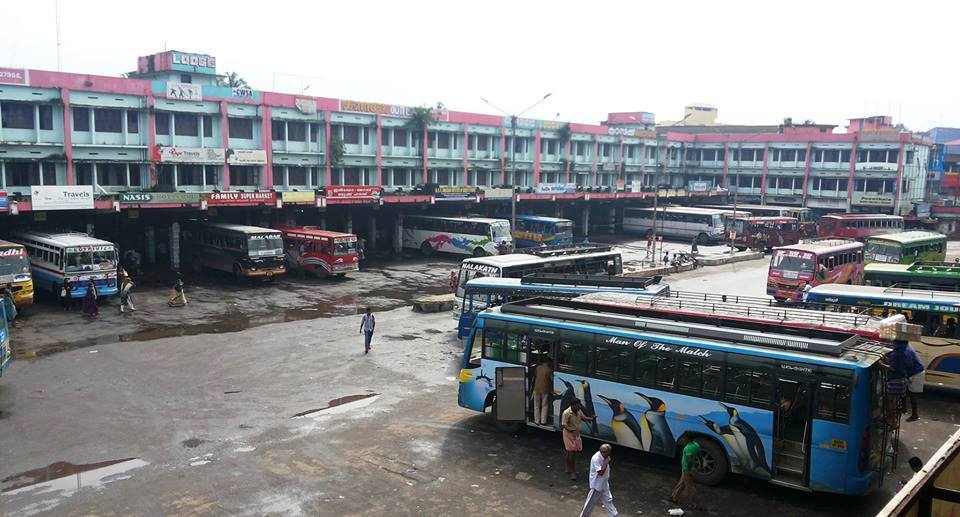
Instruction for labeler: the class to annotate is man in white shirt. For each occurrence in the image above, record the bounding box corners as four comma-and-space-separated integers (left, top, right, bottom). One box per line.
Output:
360, 308, 376, 354
579, 443, 617, 517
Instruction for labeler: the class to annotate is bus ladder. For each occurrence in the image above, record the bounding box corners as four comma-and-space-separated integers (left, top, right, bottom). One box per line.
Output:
879, 371, 903, 483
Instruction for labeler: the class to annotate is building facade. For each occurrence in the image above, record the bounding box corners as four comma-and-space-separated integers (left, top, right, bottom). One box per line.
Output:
0, 51, 931, 219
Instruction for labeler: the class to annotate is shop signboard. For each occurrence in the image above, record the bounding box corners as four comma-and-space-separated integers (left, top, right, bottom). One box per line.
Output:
280, 191, 316, 204
157, 146, 225, 164
295, 98, 317, 114
119, 192, 202, 205
30, 185, 94, 211
852, 192, 895, 207
687, 180, 712, 193
0, 67, 27, 85
433, 187, 478, 201
166, 82, 202, 101
226, 149, 267, 165
325, 185, 382, 200
535, 183, 576, 194
206, 191, 277, 206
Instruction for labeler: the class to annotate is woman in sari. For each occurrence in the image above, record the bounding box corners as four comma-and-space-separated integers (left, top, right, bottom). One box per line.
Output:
168, 273, 187, 307
81, 280, 98, 318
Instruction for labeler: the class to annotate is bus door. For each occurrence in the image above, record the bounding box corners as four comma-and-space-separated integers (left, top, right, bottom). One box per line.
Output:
495, 367, 527, 423
773, 373, 814, 487
526, 334, 557, 428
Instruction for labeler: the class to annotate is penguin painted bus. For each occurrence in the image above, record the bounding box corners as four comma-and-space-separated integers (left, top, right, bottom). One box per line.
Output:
457, 298, 891, 495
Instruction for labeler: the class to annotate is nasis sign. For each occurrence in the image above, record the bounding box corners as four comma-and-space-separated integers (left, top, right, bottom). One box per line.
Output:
0, 67, 27, 85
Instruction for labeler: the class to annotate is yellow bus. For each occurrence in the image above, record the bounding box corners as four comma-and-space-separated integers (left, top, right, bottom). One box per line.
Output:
0, 240, 33, 307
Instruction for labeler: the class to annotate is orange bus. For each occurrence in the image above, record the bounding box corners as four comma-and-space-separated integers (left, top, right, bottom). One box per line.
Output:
277, 226, 360, 277
767, 239, 864, 301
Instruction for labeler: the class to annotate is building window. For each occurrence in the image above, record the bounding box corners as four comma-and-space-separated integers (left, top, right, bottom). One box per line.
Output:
289, 167, 308, 185
229, 117, 253, 139
272, 120, 286, 141
39, 105, 54, 130
76, 163, 93, 185
177, 164, 204, 185
0, 102, 35, 129
202, 115, 213, 138
126, 111, 139, 133
5, 161, 54, 186
477, 135, 489, 151
129, 164, 142, 186
887, 149, 899, 163
272, 166, 284, 185
363, 127, 370, 146
231, 166, 259, 186
94, 109, 122, 133
311, 123, 320, 143
342, 126, 360, 145
98, 163, 127, 186
288, 122, 306, 142
839, 150, 850, 163
437, 132, 451, 149
513, 137, 524, 154
344, 167, 362, 184
155, 112, 170, 135
174, 114, 198, 137
394, 129, 408, 147
73, 107, 91, 132
180, 74, 192, 84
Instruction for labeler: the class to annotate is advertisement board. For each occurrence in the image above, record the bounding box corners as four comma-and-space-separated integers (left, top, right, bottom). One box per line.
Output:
166, 82, 202, 101
852, 192, 895, 207
119, 192, 202, 205
30, 185, 95, 211
535, 183, 577, 194
433, 187, 478, 201
226, 149, 267, 165
687, 180, 712, 193
157, 146, 225, 164
280, 191, 316, 204
325, 186, 382, 199
0, 67, 27, 85
206, 191, 277, 206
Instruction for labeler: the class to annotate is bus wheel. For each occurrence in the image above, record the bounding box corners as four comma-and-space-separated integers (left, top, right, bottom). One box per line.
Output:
473, 247, 486, 258
690, 438, 729, 486
420, 242, 433, 257
697, 233, 710, 246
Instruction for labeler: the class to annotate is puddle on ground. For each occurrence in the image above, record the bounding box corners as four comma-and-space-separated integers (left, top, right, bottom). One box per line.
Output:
181, 438, 205, 448
1, 457, 148, 517
292, 392, 380, 418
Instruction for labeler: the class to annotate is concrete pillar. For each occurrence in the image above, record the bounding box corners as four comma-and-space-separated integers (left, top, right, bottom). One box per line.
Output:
345, 209, 353, 234
319, 217, 327, 230
555, 204, 562, 218
368, 214, 378, 249
582, 206, 590, 239
145, 225, 156, 265
395, 211, 404, 255
170, 222, 181, 272
609, 207, 616, 234
86, 223, 95, 238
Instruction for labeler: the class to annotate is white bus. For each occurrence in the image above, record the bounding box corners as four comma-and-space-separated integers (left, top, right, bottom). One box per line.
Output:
403, 216, 512, 257
623, 206, 732, 244
9, 231, 119, 298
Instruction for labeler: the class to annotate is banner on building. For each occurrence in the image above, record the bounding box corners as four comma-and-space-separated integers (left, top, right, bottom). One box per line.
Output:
482, 187, 515, 199
853, 192, 895, 207
206, 191, 277, 206
433, 186, 478, 201
280, 191, 316, 204
295, 98, 317, 114
324, 185, 382, 201
157, 146, 225, 164
0, 67, 27, 85
231, 87, 254, 99
687, 180, 712, 193
226, 149, 267, 165
535, 183, 576, 195
166, 82, 202, 101
119, 192, 202, 205
30, 185, 95, 211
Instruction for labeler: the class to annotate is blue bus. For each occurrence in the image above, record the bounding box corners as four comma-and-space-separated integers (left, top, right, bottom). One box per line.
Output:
457, 296, 891, 494
457, 274, 667, 338
512, 215, 574, 248
0, 298, 11, 379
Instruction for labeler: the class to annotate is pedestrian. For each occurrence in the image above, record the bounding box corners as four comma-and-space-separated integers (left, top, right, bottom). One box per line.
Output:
691, 236, 699, 255
168, 273, 187, 307
119, 276, 136, 313
449, 271, 458, 294
531, 357, 553, 425
670, 438, 702, 509
888, 339, 925, 422
2, 287, 16, 326
582, 237, 591, 245
357, 238, 366, 269
360, 307, 376, 354
579, 443, 617, 517
562, 399, 597, 481
61, 282, 74, 310
81, 279, 99, 319
662, 250, 669, 265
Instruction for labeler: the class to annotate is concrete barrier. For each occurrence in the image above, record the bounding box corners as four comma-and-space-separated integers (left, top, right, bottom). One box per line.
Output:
412, 293, 456, 313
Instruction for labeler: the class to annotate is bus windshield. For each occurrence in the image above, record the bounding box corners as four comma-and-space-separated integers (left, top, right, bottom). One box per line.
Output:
334, 240, 357, 255
456, 265, 499, 297
0, 253, 30, 279
246, 234, 283, 256
490, 222, 511, 242
66, 248, 118, 272
770, 250, 816, 276
865, 241, 901, 263
554, 221, 574, 234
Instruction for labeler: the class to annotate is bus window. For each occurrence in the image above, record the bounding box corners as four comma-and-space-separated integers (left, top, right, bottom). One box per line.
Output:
656, 354, 677, 391
751, 370, 773, 407
678, 360, 702, 396
595, 345, 635, 383
467, 334, 482, 367
504, 332, 527, 364
635, 350, 659, 387
817, 380, 851, 423
725, 365, 752, 405
557, 340, 591, 375
702, 363, 723, 399
482, 328, 506, 361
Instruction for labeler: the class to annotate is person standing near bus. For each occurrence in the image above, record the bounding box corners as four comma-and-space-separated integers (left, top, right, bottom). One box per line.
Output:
531, 358, 553, 425
119, 276, 136, 314
671, 438, 702, 509
889, 340, 925, 422
81, 280, 98, 319
562, 399, 596, 481
579, 443, 617, 517
449, 271, 458, 293
168, 273, 187, 308
360, 308, 376, 354
2, 287, 16, 327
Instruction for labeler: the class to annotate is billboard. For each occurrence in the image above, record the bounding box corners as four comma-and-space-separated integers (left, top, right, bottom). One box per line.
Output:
30, 185, 95, 211
206, 191, 277, 206
157, 146, 225, 164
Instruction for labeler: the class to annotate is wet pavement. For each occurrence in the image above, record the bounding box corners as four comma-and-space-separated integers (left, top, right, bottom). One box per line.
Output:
1, 240, 959, 516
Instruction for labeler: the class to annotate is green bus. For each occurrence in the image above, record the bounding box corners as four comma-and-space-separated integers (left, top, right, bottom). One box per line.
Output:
863, 231, 947, 265
864, 262, 960, 290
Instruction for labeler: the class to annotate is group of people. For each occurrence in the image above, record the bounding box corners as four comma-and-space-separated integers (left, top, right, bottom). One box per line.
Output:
58, 270, 188, 319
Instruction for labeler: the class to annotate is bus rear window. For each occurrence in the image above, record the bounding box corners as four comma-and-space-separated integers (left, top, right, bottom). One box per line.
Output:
817, 381, 851, 423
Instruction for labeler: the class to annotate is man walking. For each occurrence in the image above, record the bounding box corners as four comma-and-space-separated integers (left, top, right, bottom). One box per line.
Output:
562, 399, 596, 480
360, 308, 376, 354
671, 438, 702, 509
579, 443, 617, 517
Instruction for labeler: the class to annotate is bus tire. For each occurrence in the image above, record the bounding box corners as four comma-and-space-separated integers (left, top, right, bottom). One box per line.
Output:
420, 242, 433, 257
688, 437, 729, 486
473, 247, 486, 258
697, 233, 710, 246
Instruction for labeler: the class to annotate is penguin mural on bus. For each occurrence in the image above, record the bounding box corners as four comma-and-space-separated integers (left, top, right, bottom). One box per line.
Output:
701, 415, 750, 472
557, 379, 578, 420
579, 380, 600, 436
598, 395, 644, 449
635, 392, 676, 455
457, 368, 494, 412
717, 402, 771, 478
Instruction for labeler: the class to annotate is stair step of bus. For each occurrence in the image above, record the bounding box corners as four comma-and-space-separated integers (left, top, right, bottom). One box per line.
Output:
777, 440, 805, 454
775, 463, 805, 476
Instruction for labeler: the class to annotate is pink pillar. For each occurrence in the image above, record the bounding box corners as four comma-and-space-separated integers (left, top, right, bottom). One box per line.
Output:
61, 88, 74, 185
325, 111, 332, 186
640, 142, 647, 187
220, 101, 231, 190
759, 143, 770, 203
846, 139, 858, 211
565, 140, 572, 184
592, 138, 599, 186
262, 106, 273, 189
533, 128, 542, 186
422, 128, 429, 184
462, 125, 469, 186
147, 95, 157, 188
801, 142, 813, 206
893, 141, 907, 211
618, 136, 625, 187
375, 114, 383, 186
721, 142, 730, 187
500, 125, 507, 185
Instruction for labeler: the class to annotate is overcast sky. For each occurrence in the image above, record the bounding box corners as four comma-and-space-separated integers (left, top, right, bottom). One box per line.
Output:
2, 0, 955, 131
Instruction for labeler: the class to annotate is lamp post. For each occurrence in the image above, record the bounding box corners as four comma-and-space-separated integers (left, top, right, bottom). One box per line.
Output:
480, 93, 552, 230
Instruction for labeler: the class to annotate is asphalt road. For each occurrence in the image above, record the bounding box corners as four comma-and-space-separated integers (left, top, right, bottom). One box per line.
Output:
1, 239, 958, 516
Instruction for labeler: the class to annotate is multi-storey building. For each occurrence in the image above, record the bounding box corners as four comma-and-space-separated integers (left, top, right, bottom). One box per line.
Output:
0, 50, 933, 254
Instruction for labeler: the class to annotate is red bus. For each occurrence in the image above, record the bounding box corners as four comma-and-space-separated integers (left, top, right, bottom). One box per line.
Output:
816, 213, 904, 240
728, 216, 802, 251
767, 239, 864, 301
276, 226, 359, 277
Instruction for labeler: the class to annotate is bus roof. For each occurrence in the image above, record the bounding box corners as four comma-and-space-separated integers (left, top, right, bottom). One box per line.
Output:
461, 248, 620, 268
11, 230, 116, 248
276, 226, 355, 239
406, 215, 508, 225
703, 204, 808, 212
465, 276, 669, 296
631, 206, 738, 215
0, 239, 24, 249
774, 239, 862, 253
514, 215, 573, 224
489, 297, 886, 366
200, 223, 281, 235
731, 216, 798, 223
807, 284, 960, 311
822, 213, 904, 220
865, 231, 946, 245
